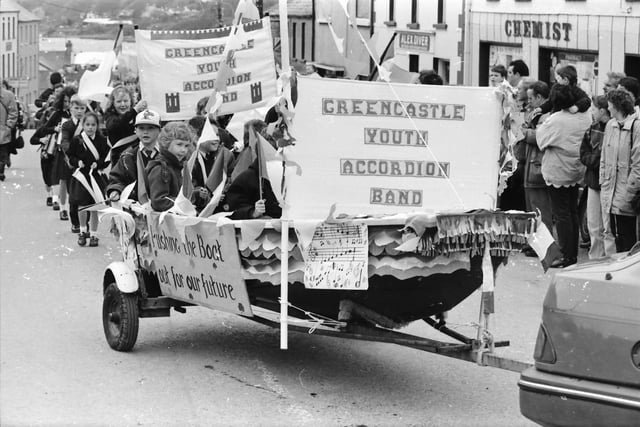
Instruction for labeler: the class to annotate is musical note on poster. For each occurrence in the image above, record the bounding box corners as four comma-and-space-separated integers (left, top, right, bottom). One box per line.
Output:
304, 222, 369, 289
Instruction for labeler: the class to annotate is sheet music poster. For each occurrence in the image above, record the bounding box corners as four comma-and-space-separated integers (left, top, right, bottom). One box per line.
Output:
303, 222, 369, 290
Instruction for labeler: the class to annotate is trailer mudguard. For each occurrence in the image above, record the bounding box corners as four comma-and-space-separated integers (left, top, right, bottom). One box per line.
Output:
103, 262, 139, 293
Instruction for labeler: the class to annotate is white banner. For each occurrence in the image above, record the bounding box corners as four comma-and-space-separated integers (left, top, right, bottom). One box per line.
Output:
284, 77, 502, 219
135, 18, 278, 120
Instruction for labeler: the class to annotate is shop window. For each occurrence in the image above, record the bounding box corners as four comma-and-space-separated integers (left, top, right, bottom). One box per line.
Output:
408, 0, 419, 29
385, 0, 396, 27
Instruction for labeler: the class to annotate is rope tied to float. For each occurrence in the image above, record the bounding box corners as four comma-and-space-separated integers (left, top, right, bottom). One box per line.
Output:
278, 298, 345, 333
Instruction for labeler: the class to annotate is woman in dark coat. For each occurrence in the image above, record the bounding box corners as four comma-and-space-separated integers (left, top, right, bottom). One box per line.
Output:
67, 113, 109, 247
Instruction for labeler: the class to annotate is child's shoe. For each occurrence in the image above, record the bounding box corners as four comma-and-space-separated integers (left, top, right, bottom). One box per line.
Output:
46, 196, 53, 206
77, 232, 88, 246
89, 236, 99, 247
71, 225, 80, 233
52, 201, 60, 211
60, 210, 69, 220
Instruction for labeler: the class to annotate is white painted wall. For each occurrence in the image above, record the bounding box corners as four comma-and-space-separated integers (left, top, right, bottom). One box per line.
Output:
470, 0, 640, 17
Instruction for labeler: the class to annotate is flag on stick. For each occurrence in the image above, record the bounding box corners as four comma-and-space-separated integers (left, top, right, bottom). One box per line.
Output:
527, 220, 563, 272
199, 153, 228, 217
113, 24, 124, 55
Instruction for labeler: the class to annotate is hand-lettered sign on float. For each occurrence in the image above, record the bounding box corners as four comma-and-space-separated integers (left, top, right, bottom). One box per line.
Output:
135, 18, 277, 120
303, 222, 369, 290
285, 77, 502, 219
147, 213, 252, 316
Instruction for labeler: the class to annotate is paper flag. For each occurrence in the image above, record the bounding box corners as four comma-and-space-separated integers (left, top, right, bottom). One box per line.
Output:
326, 22, 344, 55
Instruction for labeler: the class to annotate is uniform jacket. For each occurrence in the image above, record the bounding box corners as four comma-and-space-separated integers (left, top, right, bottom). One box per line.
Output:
145, 149, 184, 212
225, 160, 282, 220
600, 115, 640, 216
60, 117, 83, 153
0, 88, 18, 146
580, 121, 606, 191
107, 144, 157, 200
67, 132, 110, 174
537, 110, 591, 187
191, 147, 235, 188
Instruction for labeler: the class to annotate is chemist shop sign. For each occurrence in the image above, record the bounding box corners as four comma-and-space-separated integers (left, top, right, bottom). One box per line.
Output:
397, 31, 434, 54
504, 18, 572, 42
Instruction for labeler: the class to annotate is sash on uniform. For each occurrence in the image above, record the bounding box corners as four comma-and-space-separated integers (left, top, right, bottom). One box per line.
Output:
81, 131, 100, 162
72, 169, 105, 204
105, 133, 138, 165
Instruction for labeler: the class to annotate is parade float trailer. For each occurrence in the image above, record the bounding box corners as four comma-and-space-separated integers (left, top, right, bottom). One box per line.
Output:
101, 73, 537, 373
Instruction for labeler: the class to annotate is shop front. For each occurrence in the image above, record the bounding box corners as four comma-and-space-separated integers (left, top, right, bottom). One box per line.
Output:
468, 10, 640, 95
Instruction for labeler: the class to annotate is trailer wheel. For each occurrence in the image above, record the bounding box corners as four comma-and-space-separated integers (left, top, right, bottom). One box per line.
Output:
103, 282, 139, 352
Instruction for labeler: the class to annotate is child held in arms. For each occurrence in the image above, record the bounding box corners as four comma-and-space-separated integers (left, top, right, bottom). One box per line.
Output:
145, 122, 192, 212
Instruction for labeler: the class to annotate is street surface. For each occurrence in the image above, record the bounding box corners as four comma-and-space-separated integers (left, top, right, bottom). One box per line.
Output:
0, 131, 566, 426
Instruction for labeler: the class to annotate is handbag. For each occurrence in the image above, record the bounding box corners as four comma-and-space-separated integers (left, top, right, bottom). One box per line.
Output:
12, 132, 24, 150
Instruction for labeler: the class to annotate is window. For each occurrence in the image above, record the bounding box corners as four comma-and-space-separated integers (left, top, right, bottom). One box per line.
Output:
437, 0, 445, 23
292, 22, 297, 59
408, 0, 419, 29
356, 0, 370, 19
411, 0, 418, 23
301, 23, 306, 59
13, 17, 16, 38
385, 0, 396, 26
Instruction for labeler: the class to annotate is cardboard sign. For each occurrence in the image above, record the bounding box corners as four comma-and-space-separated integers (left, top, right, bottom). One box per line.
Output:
147, 213, 252, 316
303, 222, 369, 290
284, 77, 502, 219
135, 18, 278, 120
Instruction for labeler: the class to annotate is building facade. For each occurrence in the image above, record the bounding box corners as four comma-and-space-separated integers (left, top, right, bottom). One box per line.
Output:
373, 0, 466, 84
466, 0, 640, 95
1, 0, 40, 108
1, 5, 18, 83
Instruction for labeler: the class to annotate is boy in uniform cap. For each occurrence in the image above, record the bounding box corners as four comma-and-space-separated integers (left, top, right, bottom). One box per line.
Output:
107, 109, 161, 201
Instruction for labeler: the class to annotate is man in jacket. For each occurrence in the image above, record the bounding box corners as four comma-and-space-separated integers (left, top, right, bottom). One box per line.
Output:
523, 81, 553, 233
0, 85, 18, 181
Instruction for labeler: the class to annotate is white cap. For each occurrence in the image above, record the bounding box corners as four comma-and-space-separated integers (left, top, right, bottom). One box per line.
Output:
135, 109, 161, 127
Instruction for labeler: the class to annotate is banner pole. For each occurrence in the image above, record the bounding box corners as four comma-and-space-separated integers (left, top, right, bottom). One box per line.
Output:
280, 219, 289, 350
278, 0, 291, 73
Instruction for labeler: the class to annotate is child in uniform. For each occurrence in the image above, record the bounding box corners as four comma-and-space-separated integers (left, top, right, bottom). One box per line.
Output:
104, 85, 147, 166
145, 122, 192, 212
67, 113, 110, 247
107, 109, 161, 202
60, 95, 87, 232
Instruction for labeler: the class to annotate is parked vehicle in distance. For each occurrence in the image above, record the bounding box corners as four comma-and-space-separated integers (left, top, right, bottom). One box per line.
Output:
519, 244, 640, 426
